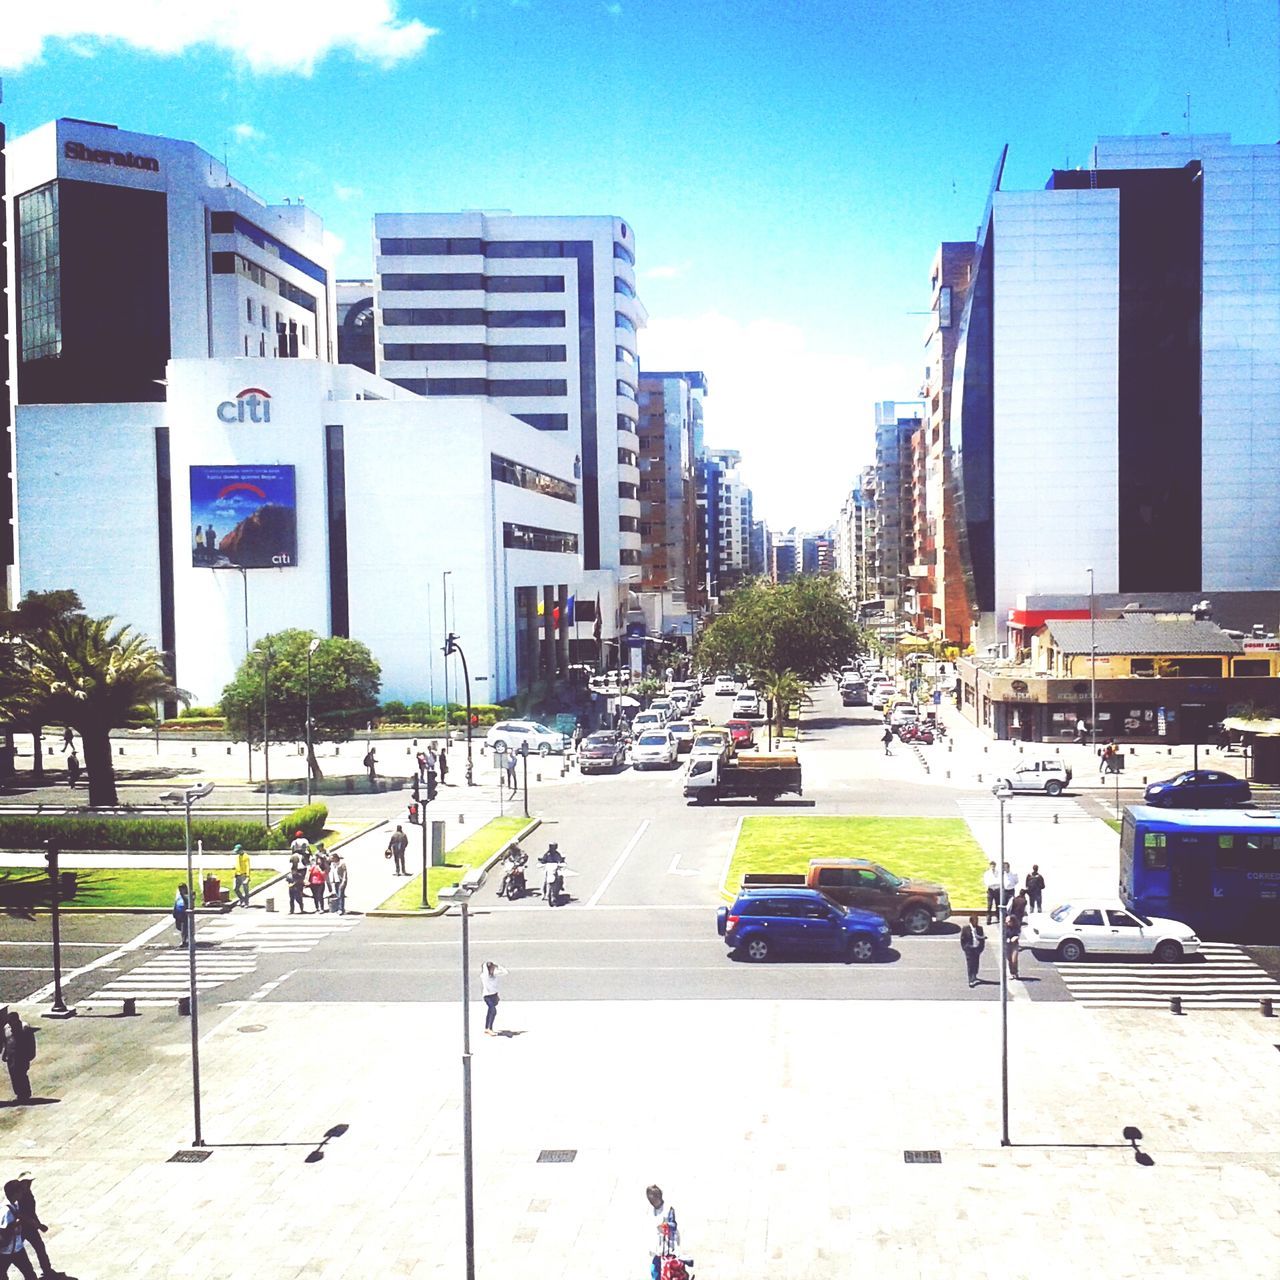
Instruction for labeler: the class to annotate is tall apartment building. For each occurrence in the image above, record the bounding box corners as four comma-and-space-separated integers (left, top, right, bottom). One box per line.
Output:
370, 212, 646, 638
695, 446, 752, 600
748, 518, 769, 578
770, 532, 798, 584
951, 134, 1280, 639
872, 401, 923, 606
2, 119, 337, 600
637, 370, 704, 605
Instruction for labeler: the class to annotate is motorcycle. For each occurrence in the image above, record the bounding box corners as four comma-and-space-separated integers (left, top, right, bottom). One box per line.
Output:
543, 863, 565, 907
497, 846, 529, 899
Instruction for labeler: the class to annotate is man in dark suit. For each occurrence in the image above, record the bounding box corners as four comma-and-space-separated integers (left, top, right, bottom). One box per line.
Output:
960, 915, 986, 988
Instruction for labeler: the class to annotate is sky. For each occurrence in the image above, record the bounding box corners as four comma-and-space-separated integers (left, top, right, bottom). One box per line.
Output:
3, 0, 1279, 528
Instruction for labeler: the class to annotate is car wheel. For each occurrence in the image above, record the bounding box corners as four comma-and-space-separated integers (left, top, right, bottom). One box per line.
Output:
744, 936, 770, 962
900, 905, 933, 936
1045, 780, 1064, 796
847, 935, 876, 963
1153, 939, 1183, 964
539, 743, 551, 757
1057, 938, 1086, 963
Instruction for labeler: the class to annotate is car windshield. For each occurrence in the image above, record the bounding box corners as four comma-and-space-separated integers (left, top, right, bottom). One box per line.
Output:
529, 725, 557, 737
583, 735, 613, 747
1050, 904, 1073, 922
871, 864, 903, 887
693, 735, 722, 748
637, 732, 668, 745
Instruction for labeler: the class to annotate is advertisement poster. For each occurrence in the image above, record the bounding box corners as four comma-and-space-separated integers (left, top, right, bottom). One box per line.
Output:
190, 465, 297, 569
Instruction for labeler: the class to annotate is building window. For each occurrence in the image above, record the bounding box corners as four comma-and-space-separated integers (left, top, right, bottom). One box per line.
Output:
617, 414, 636, 433
491, 454, 576, 502
616, 381, 637, 401
486, 241, 569, 259
246, 297, 254, 323
382, 308, 486, 326
487, 275, 565, 293
17, 182, 61, 362
380, 237, 484, 255
939, 285, 952, 329
244, 335, 249, 356
615, 310, 636, 334
301, 324, 308, 348
614, 275, 636, 299
488, 311, 566, 329
213, 252, 318, 313
620, 548, 643, 566
389, 378, 428, 394
619, 482, 638, 500
385, 343, 487, 361
487, 344, 567, 362
426, 378, 488, 395
514, 413, 569, 431
261, 305, 269, 329
618, 449, 637, 466
1233, 658, 1271, 677
619, 516, 641, 533
613, 242, 635, 266
503, 522, 579, 554
210, 211, 329, 285
487, 379, 568, 396
616, 345, 638, 367
381, 273, 486, 290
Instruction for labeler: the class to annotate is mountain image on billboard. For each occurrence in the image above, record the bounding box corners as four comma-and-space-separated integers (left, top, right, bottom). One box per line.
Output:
190, 465, 297, 569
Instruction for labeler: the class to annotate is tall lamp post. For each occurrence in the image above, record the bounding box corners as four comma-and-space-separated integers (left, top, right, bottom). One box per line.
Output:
437, 883, 478, 1280
443, 632, 475, 786
305, 637, 321, 807
262, 640, 274, 826
992, 779, 1012, 1147
442, 570, 453, 743
1087, 567, 1097, 747
161, 781, 216, 1148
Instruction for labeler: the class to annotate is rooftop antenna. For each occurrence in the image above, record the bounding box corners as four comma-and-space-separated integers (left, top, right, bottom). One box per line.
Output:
1184, 91, 1192, 135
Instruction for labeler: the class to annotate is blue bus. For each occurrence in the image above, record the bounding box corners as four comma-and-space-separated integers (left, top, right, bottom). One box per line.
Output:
1120, 806, 1280, 942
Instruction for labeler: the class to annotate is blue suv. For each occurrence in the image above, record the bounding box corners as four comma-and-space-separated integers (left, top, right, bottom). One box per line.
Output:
716, 887, 892, 963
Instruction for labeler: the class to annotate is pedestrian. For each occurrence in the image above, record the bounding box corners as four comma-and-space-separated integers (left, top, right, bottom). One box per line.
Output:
287, 857, 307, 914
60, 726, 74, 754
983, 860, 1000, 925
481, 960, 508, 1036
1002, 860, 1018, 908
438, 746, 448, 786
328, 852, 348, 915
1076, 718, 1088, 744
289, 828, 311, 865
173, 882, 190, 947
233, 843, 251, 908
959, 915, 986, 988
12, 1175, 55, 1280
387, 824, 409, 876
1005, 910, 1022, 979
881, 725, 893, 756
645, 1185, 679, 1280
2, 1012, 35, 1105
1008, 889, 1029, 931
1025, 864, 1045, 914
416, 750, 428, 782
363, 746, 377, 785
572, 723, 583, 752
0, 1181, 36, 1280
307, 858, 328, 913
66, 751, 79, 789
505, 750, 518, 795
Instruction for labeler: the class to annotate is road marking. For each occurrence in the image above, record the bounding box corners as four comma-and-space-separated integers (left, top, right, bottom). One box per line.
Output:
0, 940, 122, 949
666, 852, 699, 876
718, 816, 745, 897
22, 916, 173, 1005
585, 820, 649, 908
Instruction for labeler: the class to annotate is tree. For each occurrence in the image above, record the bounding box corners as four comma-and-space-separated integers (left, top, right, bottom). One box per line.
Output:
756, 668, 811, 746
6, 613, 182, 806
220, 630, 381, 781
695, 575, 864, 685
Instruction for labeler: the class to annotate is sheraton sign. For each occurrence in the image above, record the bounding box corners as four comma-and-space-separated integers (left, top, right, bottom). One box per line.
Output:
64, 140, 160, 173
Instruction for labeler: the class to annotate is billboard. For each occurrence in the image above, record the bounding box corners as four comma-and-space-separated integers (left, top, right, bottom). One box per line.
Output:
190, 465, 297, 569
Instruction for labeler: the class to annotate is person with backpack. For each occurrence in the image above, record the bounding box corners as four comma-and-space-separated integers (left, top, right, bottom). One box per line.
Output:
0, 1180, 37, 1279
363, 747, 378, 785
2, 1012, 35, 1104
173, 883, 190, 947
882, 725, 893, 756
289, 829, 311, 865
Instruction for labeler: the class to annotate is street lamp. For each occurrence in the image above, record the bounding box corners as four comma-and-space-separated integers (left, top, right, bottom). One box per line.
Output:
160, 781, 216, 1148
1087, 567, 1097, 748
436, 883, 478, 1280
305, 637, 321, 806
443, 632, 475, 786
992, 779, 1012, 1147
262, 640, 274, 827
442, 570, 453, 744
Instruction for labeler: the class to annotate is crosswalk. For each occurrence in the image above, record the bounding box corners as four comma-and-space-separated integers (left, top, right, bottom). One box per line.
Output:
87, 913, 355, 1008
1052, 942, 1280, 1009
955, 795, 1097, 825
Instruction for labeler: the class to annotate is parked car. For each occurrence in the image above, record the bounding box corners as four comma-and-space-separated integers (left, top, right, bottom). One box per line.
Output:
486, 720, 569, 756
577, 732, 628, 774
716, 887, 892, 963
666, 720, 697, 753
669, 691, 694, 715
713, 675, 738, 696
630, 710, 668, 734
733, 690, 762, 718
1144, 769, 1251, 808
725, 718, 757, 750
631, 729, 678, 770
999, 759, 1073, 796
1021, 901, 1201, 963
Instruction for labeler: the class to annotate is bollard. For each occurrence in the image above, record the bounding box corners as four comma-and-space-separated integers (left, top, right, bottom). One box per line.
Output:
945, 770, 950, 780
537, 772, 543, 782
1053, 813, 1058, 824
459, 812, 466, 824
977, 774, 982, 783
227, 746, 232, 755
122, 997, 138, 1017
265, 897, 275, 913
1262, 998, 1274, 1018
1143, 776, 1147, 785
192, 747, 197, 757
118, 746, 124, 755
178, 996, 192, 1017
1169, 995, 1183, 1016
983, 746, 988, 753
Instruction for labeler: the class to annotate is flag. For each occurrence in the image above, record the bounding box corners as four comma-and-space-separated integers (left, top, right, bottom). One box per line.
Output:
566, 594, 576, 625
593, 592, 602, 643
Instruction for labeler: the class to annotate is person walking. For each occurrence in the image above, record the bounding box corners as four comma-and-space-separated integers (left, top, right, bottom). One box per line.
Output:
505, 749, 518, 796
286, 856, 307, 914
645, 1185, 680, 1280
1005, 910, 1022, 979
307, 859, 328, 913
1025, 865, 1045, 914
2, 1013, 35, 1105
0, 1181, 37, 1280
480, 961, 508, 1036
983, 861, 1000, 925
12, 1175, 55, 1280
66, 751, 80, 789
882, 726, 893, 756
233, 844, 251, 908
328, 853, 348, 915
1075, 718, 1088, 744
60, 726, 74, 754
173, 883, 190, 947
388, 825, 409, 876
1008, 889, 1029, 931
363, 747, 378, 785
959, 915, 986, 988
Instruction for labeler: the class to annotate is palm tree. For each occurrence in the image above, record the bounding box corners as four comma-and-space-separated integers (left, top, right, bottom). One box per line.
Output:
9, 614, 184, 806
756, 669, 810, 748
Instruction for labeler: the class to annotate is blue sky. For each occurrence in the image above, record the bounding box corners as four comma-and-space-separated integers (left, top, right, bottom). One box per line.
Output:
4, 0, 1279, 526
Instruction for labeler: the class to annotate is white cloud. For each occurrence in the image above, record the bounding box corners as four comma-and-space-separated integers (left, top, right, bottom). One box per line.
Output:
1, 1, 437, 74
642, 310, 915, 529
333, 183, 365, 202
231, 123, 263, 143
641, 263, 686, 281
603, 2, 623, 15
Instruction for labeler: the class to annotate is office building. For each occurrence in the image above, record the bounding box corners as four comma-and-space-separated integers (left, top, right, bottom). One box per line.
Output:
749, 518, 768, 579
872, 400, 924, 607
696, 447, 751, 597
951, 134, 1280, 640
337, 280, 376, 374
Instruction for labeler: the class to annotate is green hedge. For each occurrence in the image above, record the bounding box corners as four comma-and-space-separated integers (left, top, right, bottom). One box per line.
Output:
275, 803, 327, 844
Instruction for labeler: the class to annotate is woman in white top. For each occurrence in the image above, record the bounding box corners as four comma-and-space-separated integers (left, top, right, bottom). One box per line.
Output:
481, 961, 509, 1036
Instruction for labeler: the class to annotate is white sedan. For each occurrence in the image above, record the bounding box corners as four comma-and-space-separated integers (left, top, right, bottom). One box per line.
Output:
1021, 902, 1201, 963
631, 729, 678, 770
713, 676, 738, 696
485, 720, 569, 756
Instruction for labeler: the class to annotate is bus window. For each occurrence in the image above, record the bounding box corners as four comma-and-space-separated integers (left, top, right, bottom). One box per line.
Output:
1143, 833, 1168, 870
1218, 834, 1244, 871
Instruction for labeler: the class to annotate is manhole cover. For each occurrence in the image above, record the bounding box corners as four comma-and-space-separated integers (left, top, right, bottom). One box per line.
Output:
903, 1150, 941, 1164
536, 1149, 577, 1164
168, 1149, 212, 1163
237, 1024, 267, 1033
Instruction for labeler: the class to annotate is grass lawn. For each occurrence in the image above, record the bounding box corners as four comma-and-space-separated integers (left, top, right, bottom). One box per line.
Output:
0, 867, 276, 909
375, 816, 531, 911
725, 816, 988, 911
1102, 817, 1122, 834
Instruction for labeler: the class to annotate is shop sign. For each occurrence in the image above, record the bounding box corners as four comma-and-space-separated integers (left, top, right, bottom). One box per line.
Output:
64, 139, 160, 173
217, 387, 273, 424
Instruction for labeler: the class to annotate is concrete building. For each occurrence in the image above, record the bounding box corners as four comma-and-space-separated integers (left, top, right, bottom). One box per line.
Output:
15, 358, 584, 705
951, 134, 1280, 641
369, 212, 646, 644
696, 446, 752, 600
770, 533, 798, 584
872, 401, 924, 608
337, 280, 376, 374
3, 117, 338, 600
749, 518, 769, 579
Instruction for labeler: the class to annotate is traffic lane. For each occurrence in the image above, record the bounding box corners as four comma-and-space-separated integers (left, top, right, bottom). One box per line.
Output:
269, 922, 1071, 1002
0, 913, 167, 1003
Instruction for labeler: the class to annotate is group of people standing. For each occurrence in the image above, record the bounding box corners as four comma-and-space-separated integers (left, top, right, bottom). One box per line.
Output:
961, 860, 1048, 986
285, 830, 348, 915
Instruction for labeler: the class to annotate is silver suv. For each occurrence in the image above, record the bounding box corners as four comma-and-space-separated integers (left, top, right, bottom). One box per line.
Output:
999, 759, 1072, 796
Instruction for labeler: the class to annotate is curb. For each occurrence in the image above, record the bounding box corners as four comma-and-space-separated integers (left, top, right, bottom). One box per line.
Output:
365, 815, 543, 918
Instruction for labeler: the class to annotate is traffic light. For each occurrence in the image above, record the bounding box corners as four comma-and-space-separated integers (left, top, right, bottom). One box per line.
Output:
411, 775, 421, 803
426, 771, 439, 802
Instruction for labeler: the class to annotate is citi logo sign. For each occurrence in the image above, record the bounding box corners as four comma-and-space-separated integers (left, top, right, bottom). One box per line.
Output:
216, 388, 272, 423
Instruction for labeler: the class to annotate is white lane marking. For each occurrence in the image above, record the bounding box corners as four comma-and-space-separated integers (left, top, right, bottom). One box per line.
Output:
0, 940, 122, 949
22, 916, 172, 1005
585, 820, 650, 908
666, 852, 699, 876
